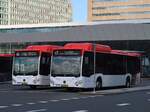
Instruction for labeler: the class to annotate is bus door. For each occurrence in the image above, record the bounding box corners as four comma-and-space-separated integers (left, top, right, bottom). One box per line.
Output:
39, 52, 51, 85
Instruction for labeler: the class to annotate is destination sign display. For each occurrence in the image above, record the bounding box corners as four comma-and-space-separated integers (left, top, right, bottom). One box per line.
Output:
15, 51, 39, 57
53, 50, 81, 56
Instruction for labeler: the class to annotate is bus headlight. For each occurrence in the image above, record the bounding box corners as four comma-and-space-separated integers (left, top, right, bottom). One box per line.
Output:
33, 78, 40, 84
12, 78, 16, 83
75, 80, 83, 86
33, 79, 37, 84
50, 79, 54, 85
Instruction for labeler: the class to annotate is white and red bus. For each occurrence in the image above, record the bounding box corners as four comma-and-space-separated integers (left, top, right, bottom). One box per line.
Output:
12, 45, 61, 89
50, 43, 141, 89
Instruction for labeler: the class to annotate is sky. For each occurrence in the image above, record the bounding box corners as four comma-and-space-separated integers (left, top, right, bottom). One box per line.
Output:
71, 0, 87, 22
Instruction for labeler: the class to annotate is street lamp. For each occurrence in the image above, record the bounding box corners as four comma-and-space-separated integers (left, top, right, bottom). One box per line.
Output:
93, 42, 96, 93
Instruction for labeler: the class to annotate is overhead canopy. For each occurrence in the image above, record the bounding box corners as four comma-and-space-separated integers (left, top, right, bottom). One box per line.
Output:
0, 23, 149, 43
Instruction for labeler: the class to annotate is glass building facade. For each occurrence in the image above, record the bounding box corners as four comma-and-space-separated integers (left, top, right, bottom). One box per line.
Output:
88, 0, 150, 21
0, 0, 8, 25
0, 0, 72, 25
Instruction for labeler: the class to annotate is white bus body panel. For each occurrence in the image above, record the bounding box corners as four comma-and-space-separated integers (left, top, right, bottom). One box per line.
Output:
94, 73, 131, 87
50, 77, 84, 88
12, 75, 50, 86
101, 74, 131, 87
50, 73, 131, 88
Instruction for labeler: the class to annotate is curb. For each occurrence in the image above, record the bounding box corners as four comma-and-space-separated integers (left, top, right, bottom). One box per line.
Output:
0, 81, 11, 84
80, 86, 150, 95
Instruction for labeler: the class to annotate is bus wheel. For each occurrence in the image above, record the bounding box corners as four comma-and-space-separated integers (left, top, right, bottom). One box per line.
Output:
96, 78, 102, 90
30, 85, 37, 89
126, 78, 131, 88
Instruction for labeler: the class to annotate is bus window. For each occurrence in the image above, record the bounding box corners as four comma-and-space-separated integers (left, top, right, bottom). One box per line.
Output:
107, 54, 126, 75
95, 53, 126, 75
127, 56, 140, 74
0, 57, 12, 81
14, 57, 39, 76
82, 52, 94, 77
0, 57, 12, 74
39, 53, 51, 76
52, 56, 81, 77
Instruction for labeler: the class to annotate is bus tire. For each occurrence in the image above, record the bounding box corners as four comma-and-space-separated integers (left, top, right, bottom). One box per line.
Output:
125, 77, 131, 88
96, 78, 102, 90
30, 85, 37, 89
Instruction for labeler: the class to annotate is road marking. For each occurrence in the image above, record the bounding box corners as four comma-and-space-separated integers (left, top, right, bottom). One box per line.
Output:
38, 101, 48, 104
117, 103, 131, 107
72, 110, 88, 112
50, 100, 59, 102
27, 102, 36, 105
147, 99, 150, 101
146, 92, 150, 95
26, 109, 47, 112
87, 96, 97, 98
61, 98, 70, 101
49, 95, 104, 103
71, 97, 80, 100
0, 106, 8, 109
11, 104, 23, 107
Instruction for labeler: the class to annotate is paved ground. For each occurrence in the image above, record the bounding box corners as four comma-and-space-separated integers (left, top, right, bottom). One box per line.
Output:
0, 90, 149, 112
138, 78, 150, 87
0, 78, 149, 112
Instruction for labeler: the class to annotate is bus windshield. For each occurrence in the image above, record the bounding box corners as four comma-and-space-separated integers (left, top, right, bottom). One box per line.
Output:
13, 57, 39, 76
51, 56, 81, 77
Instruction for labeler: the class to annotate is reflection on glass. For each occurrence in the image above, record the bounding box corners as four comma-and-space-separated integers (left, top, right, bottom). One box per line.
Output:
51, 56, 81, 77
13, 57, 39, 76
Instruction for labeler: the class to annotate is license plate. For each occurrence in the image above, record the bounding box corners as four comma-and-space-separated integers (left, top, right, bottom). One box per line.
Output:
61, 84, 68, 87
22, 82, 27, 85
